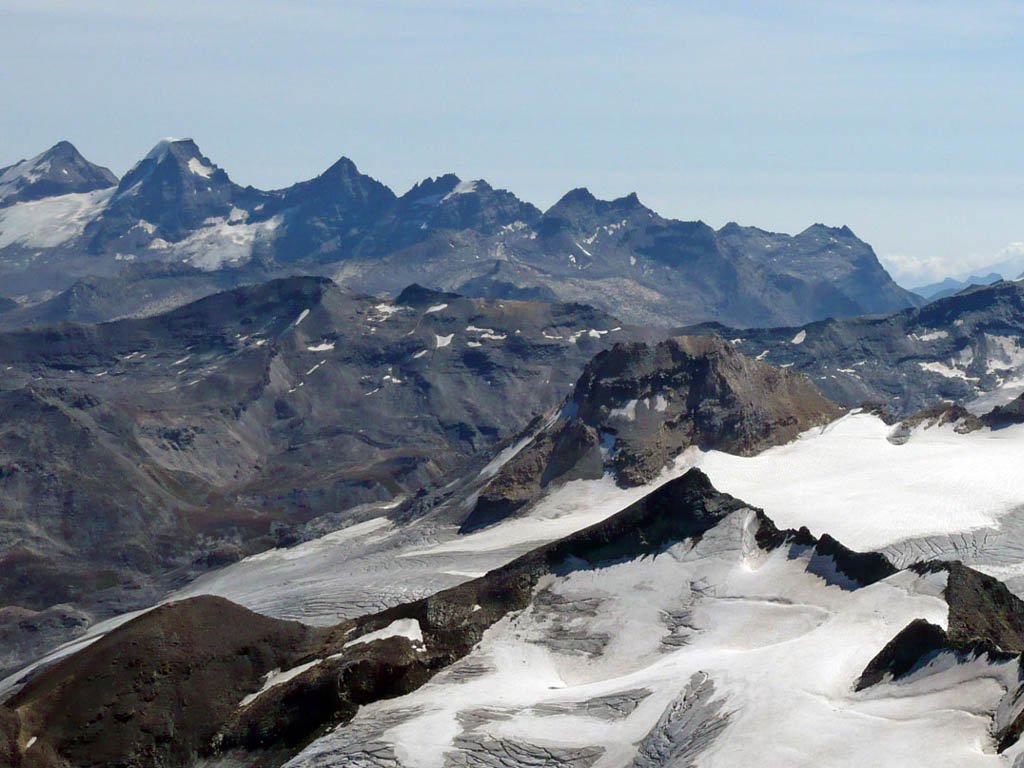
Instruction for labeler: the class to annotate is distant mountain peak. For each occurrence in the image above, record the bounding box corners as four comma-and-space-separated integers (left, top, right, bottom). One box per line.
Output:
122, 138, 221, 187
798, 223, 860, 242
0, 141, 117, 207
552, 187, 597, 207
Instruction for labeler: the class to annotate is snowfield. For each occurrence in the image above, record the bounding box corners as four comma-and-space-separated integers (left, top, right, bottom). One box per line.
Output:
285, 509, 1024, 767
697, 412, 1024, 551
0, 189, 113, 248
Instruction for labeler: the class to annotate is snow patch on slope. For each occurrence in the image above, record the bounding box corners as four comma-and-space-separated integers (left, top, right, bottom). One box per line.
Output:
0, 189, 113, 248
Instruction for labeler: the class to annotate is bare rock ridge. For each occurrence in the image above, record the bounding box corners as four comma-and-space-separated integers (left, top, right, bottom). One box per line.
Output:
6, 470, 1023, 767
0, 139, 921, 329
463, 334, 842, 531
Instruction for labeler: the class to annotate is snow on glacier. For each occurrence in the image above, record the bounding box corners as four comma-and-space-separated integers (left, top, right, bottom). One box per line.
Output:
697, 411, 1024, 551
0, 188, 113, 248
286, 509, 1018, 768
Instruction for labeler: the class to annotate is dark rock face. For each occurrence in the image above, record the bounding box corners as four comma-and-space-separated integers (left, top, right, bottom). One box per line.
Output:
359, 175, 542, 258
0, 141, 117, 208
854, 560, 1024, 753
0, 276, 634, 675
984, 393, 1024, 429
263, 156, 397, 264
0, 604, 91, 679
855, 619, 950, 691
5, 596, 322, 768
0, 261, 260, 330
346, 194, 920, 329
686, 280, 1024, 417
464, 335, 841, 531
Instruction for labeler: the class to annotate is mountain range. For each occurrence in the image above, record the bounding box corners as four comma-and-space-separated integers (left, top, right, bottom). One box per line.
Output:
0, 140, 923, 329
4, 140, 1024, 768
685, 279, 1024, 417
912, 272, 1003, 300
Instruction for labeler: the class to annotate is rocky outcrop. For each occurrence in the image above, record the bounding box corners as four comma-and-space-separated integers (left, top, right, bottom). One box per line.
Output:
464, 335, 842, 531
5, 597, 322, 768
983, 393, 1024, 429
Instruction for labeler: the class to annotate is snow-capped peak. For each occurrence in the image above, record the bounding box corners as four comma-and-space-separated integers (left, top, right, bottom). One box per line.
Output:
0, 141, 117, 207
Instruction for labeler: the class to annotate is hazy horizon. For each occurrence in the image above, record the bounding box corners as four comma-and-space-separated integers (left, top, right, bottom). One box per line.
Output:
3, 0, 1022, 286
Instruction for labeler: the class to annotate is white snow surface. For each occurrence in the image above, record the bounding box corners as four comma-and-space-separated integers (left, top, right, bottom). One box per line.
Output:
287, 508, 1019, 768
791, 329, 807, 344
345, 618, 423, 649
169, 214, 282, 270
424, 303, 448, 314
435, 333, 454, 348
697, 412, 1024, 551
239, 658, 325, 708
187, 157, 214, 178
441, 179, 478, 201
0, 189, 113, 249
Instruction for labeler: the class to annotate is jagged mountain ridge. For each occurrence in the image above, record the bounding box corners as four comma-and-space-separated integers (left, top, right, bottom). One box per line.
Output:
0, 139, 922, 328
5, 469, 1024, 768
912, 272, 1003, 300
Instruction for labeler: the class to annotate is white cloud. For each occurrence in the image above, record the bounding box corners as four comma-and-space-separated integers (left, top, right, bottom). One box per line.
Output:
881, 241, 1024, 287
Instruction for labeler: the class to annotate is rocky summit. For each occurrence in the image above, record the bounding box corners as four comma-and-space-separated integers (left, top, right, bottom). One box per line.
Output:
0, 141, 117, 208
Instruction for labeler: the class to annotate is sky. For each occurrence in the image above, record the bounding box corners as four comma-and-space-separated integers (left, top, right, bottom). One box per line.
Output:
1, 0, 1022, 287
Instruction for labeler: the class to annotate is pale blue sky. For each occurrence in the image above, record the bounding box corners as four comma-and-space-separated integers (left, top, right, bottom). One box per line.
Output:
2, 0, 1022, 285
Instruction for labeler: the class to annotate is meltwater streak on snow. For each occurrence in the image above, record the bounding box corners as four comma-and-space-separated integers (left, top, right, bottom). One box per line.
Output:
698, 412, 1024, 552
287, 511, 1012, 768
0, 189, 113, 249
